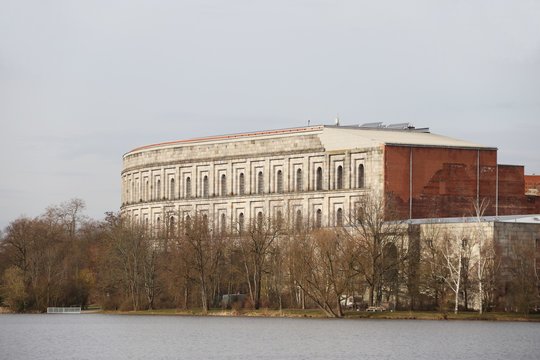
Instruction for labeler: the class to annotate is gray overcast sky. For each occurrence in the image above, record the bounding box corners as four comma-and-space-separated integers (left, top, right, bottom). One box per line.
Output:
1, 0, 539, 228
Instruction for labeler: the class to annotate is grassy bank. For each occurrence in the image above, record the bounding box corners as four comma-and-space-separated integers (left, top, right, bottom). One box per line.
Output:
100, 308, 324, 318
98, 308, 540, 322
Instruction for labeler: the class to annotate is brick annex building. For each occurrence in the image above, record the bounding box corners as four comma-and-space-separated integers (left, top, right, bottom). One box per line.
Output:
120, 123, 539, 227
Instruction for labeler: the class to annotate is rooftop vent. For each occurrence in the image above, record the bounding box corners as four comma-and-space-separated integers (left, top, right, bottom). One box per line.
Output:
360, 122, 384, 128
387, 123, 412, 130
359, 122, 430, 133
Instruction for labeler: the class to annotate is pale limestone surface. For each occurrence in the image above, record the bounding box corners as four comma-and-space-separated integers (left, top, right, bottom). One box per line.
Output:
120, 125, 490, 229
412, 217, 540, 310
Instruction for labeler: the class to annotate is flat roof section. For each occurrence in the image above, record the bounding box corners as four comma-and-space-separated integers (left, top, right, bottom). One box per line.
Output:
125, 125, 325, 156
124, 123, 496, 158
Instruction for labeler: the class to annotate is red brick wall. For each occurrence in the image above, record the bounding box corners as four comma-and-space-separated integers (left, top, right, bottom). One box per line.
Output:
384, 145, 539, 219
525, 175, 540, 195
498, 167, 540, 214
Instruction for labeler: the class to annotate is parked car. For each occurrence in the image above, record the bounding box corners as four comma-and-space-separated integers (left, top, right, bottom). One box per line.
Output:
366, 306, 386, 312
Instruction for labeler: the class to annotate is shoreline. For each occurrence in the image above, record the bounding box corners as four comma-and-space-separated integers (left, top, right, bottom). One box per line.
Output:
95, 309, 540, 322
2, 307, 538, 322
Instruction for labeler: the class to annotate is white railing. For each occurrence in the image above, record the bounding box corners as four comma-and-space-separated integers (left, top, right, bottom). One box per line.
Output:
47, 307, 82, 314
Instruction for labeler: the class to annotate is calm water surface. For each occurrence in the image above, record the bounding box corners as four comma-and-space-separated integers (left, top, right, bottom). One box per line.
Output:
0, 314, 538, 360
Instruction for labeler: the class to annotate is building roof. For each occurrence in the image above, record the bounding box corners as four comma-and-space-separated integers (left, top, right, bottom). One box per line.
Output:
126, 125, 324, 155
405, 214, 540, 225
320, 125, 493, 151
124, 123, 495, 157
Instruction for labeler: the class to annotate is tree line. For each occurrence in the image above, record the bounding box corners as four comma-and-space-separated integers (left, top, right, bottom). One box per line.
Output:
0, 197, 538, 316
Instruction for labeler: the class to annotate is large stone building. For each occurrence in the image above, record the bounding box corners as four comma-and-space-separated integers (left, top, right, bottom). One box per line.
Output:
121, 124, 540, 229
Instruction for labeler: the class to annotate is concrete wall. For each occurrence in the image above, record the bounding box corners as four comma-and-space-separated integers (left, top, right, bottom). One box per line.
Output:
413, 219, 540, 310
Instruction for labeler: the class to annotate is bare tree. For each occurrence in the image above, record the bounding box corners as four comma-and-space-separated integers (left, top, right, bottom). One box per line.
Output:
164, 244, 195, 309
420, 223, 447, 310
438, 229, 468, 314
45, 198, 87, 241
43, 199, 92, 308
288, 228, 356, 317
460, 236, 475, 311
1, 266, 26, 311
471, 199, 498, 314
100, 213, 153, 310
506, 239, 539, 314
0, 216, 72, 311
142, 240, 160, 310
177, 213, 224, 313
267, 235, 287, 311
404, 224, 421, 310
2, 218, 34, 283
239, 214, 281, 309
348, 193, 406, 307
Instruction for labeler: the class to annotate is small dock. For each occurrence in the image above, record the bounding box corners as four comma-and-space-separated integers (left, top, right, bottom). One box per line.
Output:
47, 307, 82, 314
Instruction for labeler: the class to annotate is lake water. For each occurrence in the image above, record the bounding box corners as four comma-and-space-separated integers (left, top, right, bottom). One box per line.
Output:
0, 314, 538, 360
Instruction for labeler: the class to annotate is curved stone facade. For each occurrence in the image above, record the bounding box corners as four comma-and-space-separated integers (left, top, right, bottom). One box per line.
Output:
121, 126, 383, 230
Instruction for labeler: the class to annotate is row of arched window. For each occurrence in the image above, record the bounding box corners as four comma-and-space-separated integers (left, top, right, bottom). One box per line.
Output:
148, 206, 345, 237
125, 164, 365, 203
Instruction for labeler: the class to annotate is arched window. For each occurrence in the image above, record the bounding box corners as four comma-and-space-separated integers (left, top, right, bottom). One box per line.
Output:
126, 180, 130, 203
316, 209, 322, 228
170, 178, 175, 199
156, 217, 161, 235
202, 214, 209, 228
145, 180, 149, 201
238, 213, 245, 234
257, 211, 263, 229
129, 179, 133, 203
156, 179, 161, 199
358, 164, 365, 188
239, 173, 245, 195
336, 165, 343, 190
257, 171, 264, 194
203, 175, 209, 198
185, 177, 192, 198
185, 215, 191, 230
221, 174, 227, 196
316, 167, 323, 191
296, 169, 303, 192
336, 208, 343, 227
221, 213, 226, 234
169, 216, 175, 236
295, 210, 303, 232
277, 170, 283, 193
276, 210, 283, 230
